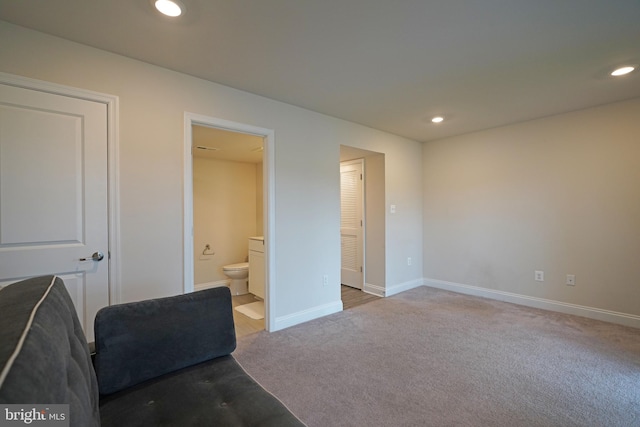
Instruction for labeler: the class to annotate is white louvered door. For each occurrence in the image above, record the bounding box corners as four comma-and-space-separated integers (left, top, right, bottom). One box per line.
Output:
340, 160, 363, 289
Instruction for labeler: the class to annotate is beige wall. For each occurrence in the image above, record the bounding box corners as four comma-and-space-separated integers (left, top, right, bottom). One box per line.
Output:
193, 158, 258, 285
6, 21, 634, 326
364, 153, 386, 291
0, 22, 424, 326
338, 129, 424, 293
423, 98, 640, 318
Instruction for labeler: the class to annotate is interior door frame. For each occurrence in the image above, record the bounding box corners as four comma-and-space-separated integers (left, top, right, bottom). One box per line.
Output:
183, 113, 276, 332
0, 71, 121, 305
340, 158, 366, 289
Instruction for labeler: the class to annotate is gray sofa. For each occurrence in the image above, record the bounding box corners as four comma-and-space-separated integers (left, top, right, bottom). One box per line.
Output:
0, 275, 305, 427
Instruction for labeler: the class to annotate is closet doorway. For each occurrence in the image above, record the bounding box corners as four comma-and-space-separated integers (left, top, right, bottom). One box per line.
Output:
340, 159, 364, 289
339, 145, 386, 298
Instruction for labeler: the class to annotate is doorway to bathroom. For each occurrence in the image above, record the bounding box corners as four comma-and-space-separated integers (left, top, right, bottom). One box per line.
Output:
184, 114, 275, 336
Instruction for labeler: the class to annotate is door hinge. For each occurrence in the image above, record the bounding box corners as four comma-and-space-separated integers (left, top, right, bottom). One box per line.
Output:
360, 174, 363, 180
360, 266, 363, 272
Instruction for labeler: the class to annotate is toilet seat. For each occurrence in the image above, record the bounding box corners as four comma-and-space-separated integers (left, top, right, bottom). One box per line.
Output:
223, 262, 248, 271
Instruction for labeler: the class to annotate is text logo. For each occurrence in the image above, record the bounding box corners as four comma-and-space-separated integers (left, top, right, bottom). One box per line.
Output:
0, 405, 69, 427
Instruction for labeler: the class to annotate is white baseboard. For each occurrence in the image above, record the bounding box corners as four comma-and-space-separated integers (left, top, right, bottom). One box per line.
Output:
194, 280, 230, 292
424, 278, 640, 329
363, 283, 385, 297
273, 300, 343, 332
385, 278, 425, 297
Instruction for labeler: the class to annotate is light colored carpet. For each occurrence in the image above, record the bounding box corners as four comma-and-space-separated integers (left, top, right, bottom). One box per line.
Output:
234, 301, 264, 320
234, 286, 640, 427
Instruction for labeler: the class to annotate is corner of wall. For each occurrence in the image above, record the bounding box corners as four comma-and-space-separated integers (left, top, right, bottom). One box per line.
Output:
272, 299, 343, 332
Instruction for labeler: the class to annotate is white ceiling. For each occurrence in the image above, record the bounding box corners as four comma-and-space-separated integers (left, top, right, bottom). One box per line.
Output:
1, 0, 639, 142
193, 125, 263, 163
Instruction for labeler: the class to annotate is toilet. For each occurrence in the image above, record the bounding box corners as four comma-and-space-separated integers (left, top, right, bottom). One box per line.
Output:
222, 262, 249, 295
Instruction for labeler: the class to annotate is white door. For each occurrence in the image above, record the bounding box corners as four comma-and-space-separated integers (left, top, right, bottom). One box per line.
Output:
340, 160, 364, 289
0, 82, 109, 342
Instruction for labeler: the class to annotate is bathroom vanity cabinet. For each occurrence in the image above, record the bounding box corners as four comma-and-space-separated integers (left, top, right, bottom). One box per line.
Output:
248, 237, 265, 299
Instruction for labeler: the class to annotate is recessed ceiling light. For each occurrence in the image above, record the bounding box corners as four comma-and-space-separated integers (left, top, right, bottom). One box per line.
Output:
611, 66, 635, 77
431, 116, 444, 124
154, 0, 184, 17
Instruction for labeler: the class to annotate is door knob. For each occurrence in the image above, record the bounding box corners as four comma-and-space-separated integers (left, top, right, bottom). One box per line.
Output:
80, 251, 104, 261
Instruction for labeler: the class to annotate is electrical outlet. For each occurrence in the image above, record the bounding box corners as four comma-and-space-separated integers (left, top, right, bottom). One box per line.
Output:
535, 270, 544, 282
390, 204, 396, 214
323, 275, 328, 287
566, 274, 576, 286
407, 257, 412, 266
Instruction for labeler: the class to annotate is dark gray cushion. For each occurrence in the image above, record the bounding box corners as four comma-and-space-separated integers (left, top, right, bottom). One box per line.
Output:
0, 275, 100, 427
99, 355, 305, 427
94, 287, 237, 395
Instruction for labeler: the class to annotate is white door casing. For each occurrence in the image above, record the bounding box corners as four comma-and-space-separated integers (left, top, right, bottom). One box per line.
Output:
184, 113, 275, 331
340, 159, 364, 289
0, 75, 116, 341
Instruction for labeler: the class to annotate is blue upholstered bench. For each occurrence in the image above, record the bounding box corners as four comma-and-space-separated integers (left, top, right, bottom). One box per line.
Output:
0, 276, 305, 427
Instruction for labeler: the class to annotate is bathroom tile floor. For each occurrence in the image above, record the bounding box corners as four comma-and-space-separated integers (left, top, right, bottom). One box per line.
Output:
232, 286, 381, 339
232, 294, 265, 338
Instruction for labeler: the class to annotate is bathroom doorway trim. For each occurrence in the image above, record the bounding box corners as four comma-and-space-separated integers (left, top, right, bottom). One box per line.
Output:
183, 112, 276, 332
